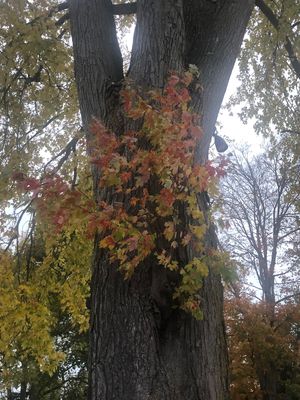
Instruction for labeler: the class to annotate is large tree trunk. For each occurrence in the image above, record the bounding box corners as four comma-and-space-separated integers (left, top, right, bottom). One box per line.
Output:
69, 0, 254, 398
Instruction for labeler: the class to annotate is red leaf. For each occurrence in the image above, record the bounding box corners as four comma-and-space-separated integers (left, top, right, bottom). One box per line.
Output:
126, 236, 139, 252
99, 235, 115, 250
120, 171, 132, 183
160, 188, 175, 207
205, 161, 216, 177
179, 87, 190, 102
182, 111, 193, 126
130, 197, 139, 207
19, 177, 40, 191
190, 125, 203, 139
168, 75, 180, 87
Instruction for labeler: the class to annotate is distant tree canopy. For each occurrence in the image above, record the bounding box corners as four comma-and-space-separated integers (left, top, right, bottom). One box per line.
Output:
230, 0, 300, 165
220, 151, 300, 399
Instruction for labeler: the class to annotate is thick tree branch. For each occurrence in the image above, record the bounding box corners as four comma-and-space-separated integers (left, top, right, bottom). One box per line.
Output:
29, 1, 69, 25
284, 37, 300, 79
54, 2, 137, 26
255, 0, 300, 79
183, 0, 254, 161
55, 1, 138, 15
255, 0, 278, 28
69, 0, 123, 132
112, 2, 137, 15
55, 12, 70, 26
52, 1, 69, 14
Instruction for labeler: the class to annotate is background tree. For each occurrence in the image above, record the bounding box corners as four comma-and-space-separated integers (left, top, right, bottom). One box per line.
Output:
225, 4, 300, 394
0, 227, 90, 399
220, 151, 300, 399
230, 0, 300, 168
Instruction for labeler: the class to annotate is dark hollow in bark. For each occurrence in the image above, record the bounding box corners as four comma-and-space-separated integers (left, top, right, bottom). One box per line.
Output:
69, 0, 254, 399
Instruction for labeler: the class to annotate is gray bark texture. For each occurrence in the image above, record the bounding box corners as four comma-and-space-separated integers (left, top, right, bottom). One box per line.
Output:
69, 0, 254, 399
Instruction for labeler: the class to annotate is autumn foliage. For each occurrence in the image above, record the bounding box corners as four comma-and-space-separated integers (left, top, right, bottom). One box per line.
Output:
221, 153, 300, 399
226, 295, 300, 399
13, 71, 226, 319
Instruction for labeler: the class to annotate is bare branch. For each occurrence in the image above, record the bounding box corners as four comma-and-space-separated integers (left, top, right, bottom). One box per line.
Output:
281, 129, 300, 135
43, 132, 83, 174
275, 292, 300, 305
277, 226, 300, 243
4, 200, 34, 252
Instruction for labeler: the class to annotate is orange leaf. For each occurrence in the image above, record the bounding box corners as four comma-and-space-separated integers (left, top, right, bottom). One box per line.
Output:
160, 188, 175, 207
99, 235, 116, 250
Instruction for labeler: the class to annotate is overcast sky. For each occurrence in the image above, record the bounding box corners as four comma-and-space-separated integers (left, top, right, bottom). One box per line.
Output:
217, 63, 265, 155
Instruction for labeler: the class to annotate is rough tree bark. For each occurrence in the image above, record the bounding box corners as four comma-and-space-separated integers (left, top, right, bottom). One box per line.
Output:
69, 1, 254, 399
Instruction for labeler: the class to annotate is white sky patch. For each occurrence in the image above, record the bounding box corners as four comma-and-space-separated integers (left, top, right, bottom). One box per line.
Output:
218, 62, 265, 155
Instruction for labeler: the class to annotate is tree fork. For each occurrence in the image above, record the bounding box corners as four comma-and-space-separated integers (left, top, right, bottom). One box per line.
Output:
69, 0, 254, 398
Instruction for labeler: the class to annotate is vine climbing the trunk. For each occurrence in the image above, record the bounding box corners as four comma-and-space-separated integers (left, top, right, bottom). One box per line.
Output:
14, 70, 227, 319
